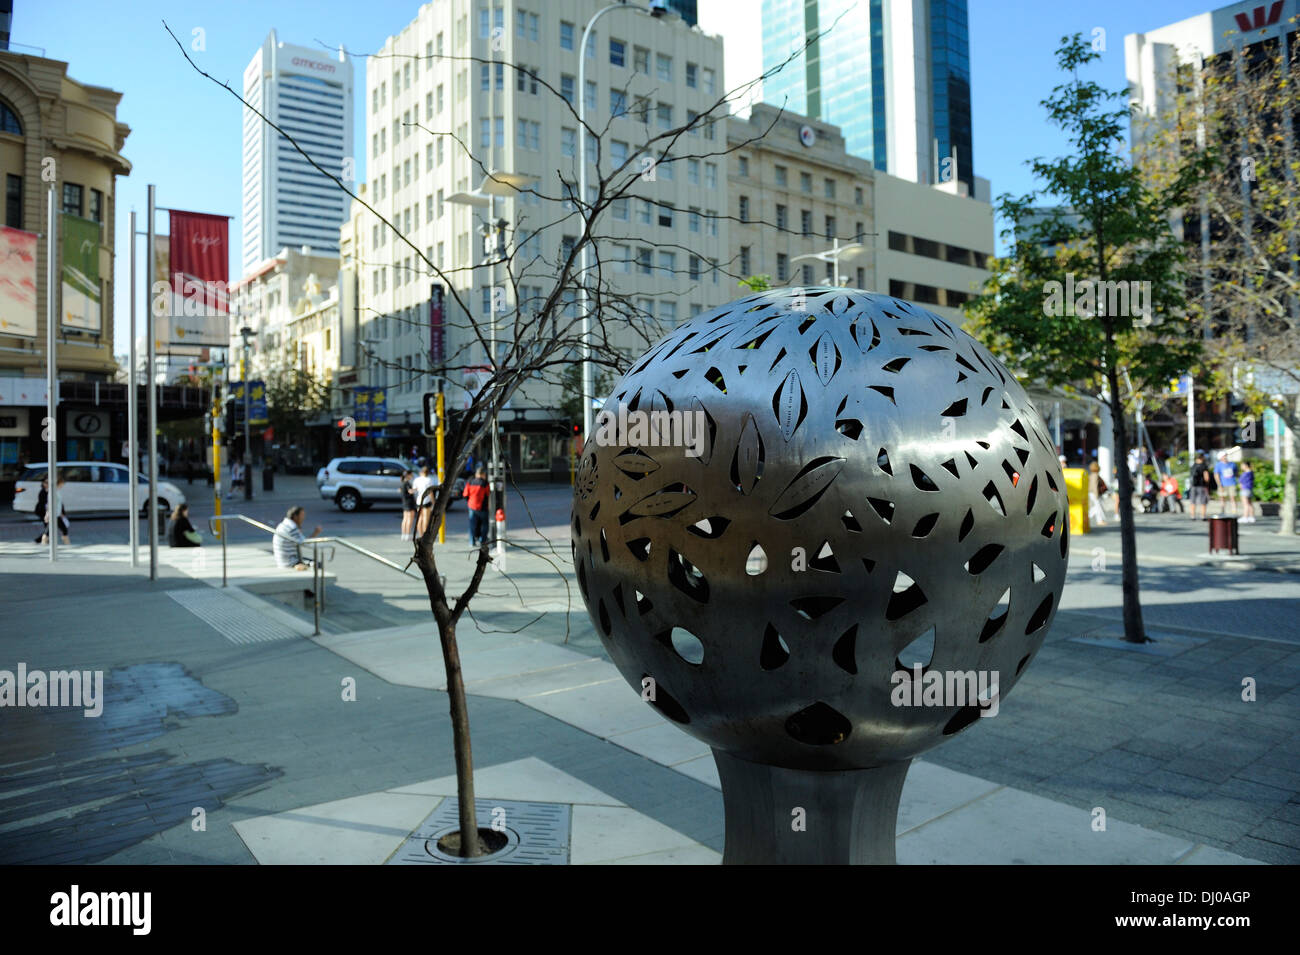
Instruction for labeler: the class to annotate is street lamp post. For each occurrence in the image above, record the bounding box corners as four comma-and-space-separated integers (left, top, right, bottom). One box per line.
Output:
791, 238, 868, 287
577, 0, 669, 441
239, 325, 255, 500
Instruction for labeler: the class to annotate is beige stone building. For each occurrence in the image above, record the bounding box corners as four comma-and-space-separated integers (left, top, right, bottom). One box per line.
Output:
728, 103, 993, 325
0, 49, 130, 479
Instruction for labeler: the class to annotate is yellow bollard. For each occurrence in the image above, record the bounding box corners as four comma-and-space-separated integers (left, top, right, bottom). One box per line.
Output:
1063, 467, 1090, 535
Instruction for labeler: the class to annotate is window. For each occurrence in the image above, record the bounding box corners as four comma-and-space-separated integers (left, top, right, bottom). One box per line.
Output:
689, 207, 700, 233
687, 159, 700, 185
585, 132, 598, 164
561, 127, 576, 158
855, 186, 864, 205
824, 178, 836, 199
659, 301, 676, 325
480, 62, 504, 91
800, 209, 812, 236
738, 195, 750, 222
437, 189, 445, 217
585, 80, 597, 113
586, 30, 597, 58
685, 62, 697, 88
372, 133, 379, 158
738, 156, 749, 177
404, 208, 411, 233
437, 84, 445, 112
425, 92, 433, 119
437, 32, 445, 56
373, 87, 380, 113
658, 250, 676, 274
426, 195, 434, 220
516, 65, 539, 94
61, 183, 83, 217
613, 198, 629, 220
437, 138, 445, 165
658, 204, 673, 228
404, 159, 412, 187
802, 264, 814, 285
610, 38, 625, 66
739, 246, 751, 275
704, 163, 717, 189
89, 189, 104, 224
856, 267, 865, 287
800, 172, 812, 193
6, 174, 21, 229
455, 70, 467, 102
561, 74, 575, 104
637, 200, 652, 225
610, 89, 627, 117
775, 204, 787, 230
634, 47, 649, 74
656, 102, 672, 130
855, 221, 865, 241
637, 248, 652, 275
705, 210, 718, 236
776, 253, 789, 283
686, 109, 699, 134
656, 53, 672, 81
825, 215, 836, 240
404, 63, 411, 90
381, 80, 386, 105
702, 68, 715, 94
611, 141, 628, 166
774, 165, 787, 187
478, 6, 503, 38
688, 255, 701, 280
613, 244, 631, 273
517, 119, 540, 150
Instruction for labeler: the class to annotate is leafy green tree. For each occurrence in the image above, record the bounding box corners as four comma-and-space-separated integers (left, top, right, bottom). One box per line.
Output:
262, 350, 331, 445
965, 34, 1209, 643
739, 274, 773, 293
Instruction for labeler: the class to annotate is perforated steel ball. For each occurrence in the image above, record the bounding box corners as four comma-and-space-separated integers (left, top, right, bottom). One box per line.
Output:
572, 288, 1068, 771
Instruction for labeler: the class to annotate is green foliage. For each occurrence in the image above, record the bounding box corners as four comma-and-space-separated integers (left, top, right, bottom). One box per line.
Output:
558, 362, 611, 424
1246, 461, 1285, 503
739, 274, 773, 293
263, 353, 331, 439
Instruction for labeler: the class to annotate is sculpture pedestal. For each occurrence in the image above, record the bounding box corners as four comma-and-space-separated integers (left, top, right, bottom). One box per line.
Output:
713, 750, 911, 865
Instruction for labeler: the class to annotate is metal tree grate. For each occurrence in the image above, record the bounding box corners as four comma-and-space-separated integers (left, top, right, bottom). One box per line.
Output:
386, 798, 570, 865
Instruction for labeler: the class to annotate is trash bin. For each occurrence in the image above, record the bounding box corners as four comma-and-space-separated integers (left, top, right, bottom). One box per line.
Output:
1209, 515, 1239, 555
262, 467, 275, 492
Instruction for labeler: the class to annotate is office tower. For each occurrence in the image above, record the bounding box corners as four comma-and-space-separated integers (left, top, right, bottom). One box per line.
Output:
241, 30, 354, 275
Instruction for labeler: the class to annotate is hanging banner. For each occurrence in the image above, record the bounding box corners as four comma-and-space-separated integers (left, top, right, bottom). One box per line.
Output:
154, 210, 230, 346
229, 380, 269, 426
353, 387, 388, 427
429, 283, 444, 365
61, 214, 101, 332
0, 226, 37, 338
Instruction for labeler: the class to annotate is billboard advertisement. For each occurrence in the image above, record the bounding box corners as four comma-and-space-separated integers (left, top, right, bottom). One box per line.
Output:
61, 214, 101, 332
154, 210, 230, 347
0, 226, 37, 338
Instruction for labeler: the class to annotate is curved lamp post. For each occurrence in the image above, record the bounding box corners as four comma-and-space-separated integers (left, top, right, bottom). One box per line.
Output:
572, 288, 1069, 864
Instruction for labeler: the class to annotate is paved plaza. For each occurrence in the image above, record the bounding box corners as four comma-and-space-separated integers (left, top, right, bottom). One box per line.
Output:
0, 479, 1296, 864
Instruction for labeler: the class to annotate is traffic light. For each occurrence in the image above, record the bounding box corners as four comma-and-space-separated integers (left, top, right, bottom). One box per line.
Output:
422, 391, 439, 436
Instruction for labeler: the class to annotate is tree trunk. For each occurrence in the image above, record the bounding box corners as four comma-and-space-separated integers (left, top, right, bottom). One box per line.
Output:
1106, 366, 1148, 643
1281, 397, 1298, 537
438, 617, 480, 857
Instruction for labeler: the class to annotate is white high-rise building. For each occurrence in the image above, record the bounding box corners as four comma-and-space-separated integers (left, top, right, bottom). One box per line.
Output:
241, 30, 354, 275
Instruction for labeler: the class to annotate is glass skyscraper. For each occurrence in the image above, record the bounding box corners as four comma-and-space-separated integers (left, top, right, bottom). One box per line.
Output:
761, 0, 974, 194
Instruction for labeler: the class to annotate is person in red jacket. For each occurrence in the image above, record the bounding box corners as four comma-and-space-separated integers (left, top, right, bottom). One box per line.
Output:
462, 465, 490, 546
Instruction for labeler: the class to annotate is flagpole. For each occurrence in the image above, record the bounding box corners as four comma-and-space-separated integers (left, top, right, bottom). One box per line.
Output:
147, 185, 159, 580
128, 210, 139, 566
45, 186, 58, 562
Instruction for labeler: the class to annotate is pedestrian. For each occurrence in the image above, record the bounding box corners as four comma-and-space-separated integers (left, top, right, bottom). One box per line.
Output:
1214, 452, 1238, 516
1189, 453, 1215, 521
273, 505, 321, 571
1239, 461, 1256, 523
1158, 472, 1184, 513
168, 503, 202, 547
411, 465, 436, 537
1087, 461, 1108, 526
462, 465, 490, 546
36, 474, 70, 545
227, 459, 243, 499
399, 469, 416, 541
185, 456, 194, 485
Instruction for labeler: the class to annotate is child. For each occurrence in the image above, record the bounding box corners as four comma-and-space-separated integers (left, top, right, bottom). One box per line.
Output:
1239, 461, 1256, 523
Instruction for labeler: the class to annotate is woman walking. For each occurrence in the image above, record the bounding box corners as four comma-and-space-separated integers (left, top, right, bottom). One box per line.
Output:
36, 473, 70, 544
399, 469, 416, 540
1087, 461, 1109, 526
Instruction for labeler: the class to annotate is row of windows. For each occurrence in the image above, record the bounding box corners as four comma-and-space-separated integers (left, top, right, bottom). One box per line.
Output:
888, 279, 969, 309
738, 199, 866, 242
887, 230, 988, 269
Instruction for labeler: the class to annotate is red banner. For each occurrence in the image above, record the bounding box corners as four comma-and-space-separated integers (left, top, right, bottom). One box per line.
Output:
169, 211, 229, 313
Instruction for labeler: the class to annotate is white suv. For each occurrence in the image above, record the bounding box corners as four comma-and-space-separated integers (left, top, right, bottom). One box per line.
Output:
14, 462, 186, 517
316, 457, 464, 512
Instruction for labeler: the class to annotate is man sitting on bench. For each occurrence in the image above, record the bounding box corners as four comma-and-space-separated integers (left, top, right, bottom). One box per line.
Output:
274, 505, 322, 571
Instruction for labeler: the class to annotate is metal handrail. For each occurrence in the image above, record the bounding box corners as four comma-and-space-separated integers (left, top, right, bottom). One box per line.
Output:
206, 513, 419, 635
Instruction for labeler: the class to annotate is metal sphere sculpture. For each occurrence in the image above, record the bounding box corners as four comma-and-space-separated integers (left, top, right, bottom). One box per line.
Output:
572, 288, 1068, 863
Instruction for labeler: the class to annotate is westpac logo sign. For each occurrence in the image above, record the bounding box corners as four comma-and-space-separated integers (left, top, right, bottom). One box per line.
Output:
1233, 1, 1284, 32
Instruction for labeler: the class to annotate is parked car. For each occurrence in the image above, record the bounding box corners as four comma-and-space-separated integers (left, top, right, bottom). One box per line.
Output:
316, 457, 465, 512
13, 462, 186, 517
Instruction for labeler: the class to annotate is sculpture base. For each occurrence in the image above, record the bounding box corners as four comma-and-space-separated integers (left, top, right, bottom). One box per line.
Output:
713, 750, 912, 865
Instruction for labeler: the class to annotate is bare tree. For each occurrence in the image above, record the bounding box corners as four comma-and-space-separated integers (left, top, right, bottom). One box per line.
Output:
1136, 29, 1300, 533
167, 21, 812, 856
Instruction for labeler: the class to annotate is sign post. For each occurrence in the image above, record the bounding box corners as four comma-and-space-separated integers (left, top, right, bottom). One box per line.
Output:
436, 391, 446, 544
45, 187, 57, 562
146, 185, 159, 580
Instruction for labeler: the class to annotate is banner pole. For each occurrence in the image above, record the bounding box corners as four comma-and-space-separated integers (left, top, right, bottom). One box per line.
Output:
46, 187, 58, 562
128, 210, 139, 566
147, 185, 159, 580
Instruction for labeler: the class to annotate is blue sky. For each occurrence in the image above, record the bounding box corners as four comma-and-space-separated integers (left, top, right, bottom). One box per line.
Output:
19, 0, 1207, 356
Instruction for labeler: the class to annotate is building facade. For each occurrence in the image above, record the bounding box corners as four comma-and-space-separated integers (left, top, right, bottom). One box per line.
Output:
348, 0, 728, 476
728, 103, 992, 326
241, 30, 354, 275
761, 0, 980, 197
0, 49, 130, 488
